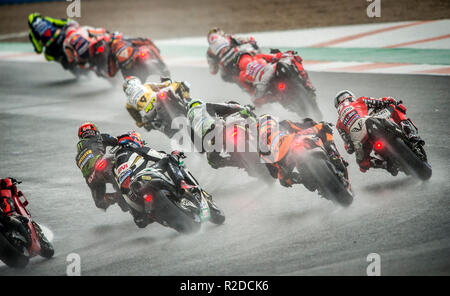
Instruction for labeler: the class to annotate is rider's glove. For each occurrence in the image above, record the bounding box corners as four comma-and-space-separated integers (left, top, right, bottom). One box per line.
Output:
244, 104, 255, 111
239, 105, 255, 118
383, 97, 397, 106
320, 121, 334, 134
171, 150, 186, 159
136, 121, 144, 128
345, 143, 355, 154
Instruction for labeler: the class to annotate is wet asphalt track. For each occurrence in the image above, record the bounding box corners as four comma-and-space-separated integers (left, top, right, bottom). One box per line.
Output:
0, 60, 449, 275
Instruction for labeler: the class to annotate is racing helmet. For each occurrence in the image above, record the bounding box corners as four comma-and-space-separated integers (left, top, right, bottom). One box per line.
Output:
334, 90, 356, 108
207, 27, 224, 43
123, 76, 153, 111
78, 122, 99, 139
117, 131, 145, 148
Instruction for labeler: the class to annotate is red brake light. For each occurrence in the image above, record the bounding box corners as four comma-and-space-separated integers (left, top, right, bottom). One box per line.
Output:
374, 141, 383, 150
96, 159, 106, 171
278, 82, 286, 91
157, 91, 167, 100
97, 45, 104, 54
232, 127, 238, 138
144, 194, 153, 202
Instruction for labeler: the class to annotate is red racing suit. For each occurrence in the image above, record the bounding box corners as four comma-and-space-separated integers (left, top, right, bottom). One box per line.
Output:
63, 23, 110, 70
336, 96, 408, 171
238, 51, 314, 105
207, 32, 259, 82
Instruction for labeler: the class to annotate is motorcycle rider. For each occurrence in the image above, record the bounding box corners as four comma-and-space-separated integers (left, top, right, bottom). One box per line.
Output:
75, 122, 128, 211
0, 178, 32, 246
238, 49, 315, 106
113, 131, 217, 228
122, 76, 191, 134
108, 32, 167, 78
28, 12, 74, 68
207, 27, 259, 82
334, 90, 424, 174
258, 115, 347, 188
63, 21, 111, 76
186, 98, 257, 168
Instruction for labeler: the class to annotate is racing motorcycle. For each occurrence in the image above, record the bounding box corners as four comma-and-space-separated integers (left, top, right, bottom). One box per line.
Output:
0, 180, 54, 268
206, 105, 275, 183
365, 103, 432, 180
116, 39, 170, 81
98, 146, 225, 234
220, 40, 261, 83
276, 131, 353, 206
142, 84, 189, 138
266, 51, 323, 120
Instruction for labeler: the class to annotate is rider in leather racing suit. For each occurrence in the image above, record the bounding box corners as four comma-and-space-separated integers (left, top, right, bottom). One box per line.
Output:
187, 99, 257, 168
28, 13, 74, 68
75, 122, 128, 211
258, 115, 346, 188
238, 50, 315, 106
108, 32, 165, 78
122, 76, 191, 134
0, 178, 32, 246
63, 22, 111, 74
206, 27, 259, 83
334, 90, 424, 174
113, 132, 215, 228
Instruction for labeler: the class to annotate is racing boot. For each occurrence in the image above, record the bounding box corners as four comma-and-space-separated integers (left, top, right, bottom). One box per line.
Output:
400, 120, 424, 146
371, 158, 398, 176
130, 208, 154, 228
201, 190, 225, 225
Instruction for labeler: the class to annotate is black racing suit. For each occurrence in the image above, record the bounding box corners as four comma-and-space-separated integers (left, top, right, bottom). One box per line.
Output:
75, 133, 123, 210
0, 178, 32, 246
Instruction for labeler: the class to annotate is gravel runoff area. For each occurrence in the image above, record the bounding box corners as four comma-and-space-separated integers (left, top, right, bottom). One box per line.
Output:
0, 0, 449, 40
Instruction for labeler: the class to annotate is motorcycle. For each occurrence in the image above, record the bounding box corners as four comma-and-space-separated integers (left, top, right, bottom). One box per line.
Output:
117, 39, 170, 81
99, 146, 225, 234
220, 40, 261, 83
142, 85, 189, 138
275, 131, 353, 206
267, 52, 323, 120
365, 103, 432, 180
0, 180, 54, 268
206, 106, 275, 183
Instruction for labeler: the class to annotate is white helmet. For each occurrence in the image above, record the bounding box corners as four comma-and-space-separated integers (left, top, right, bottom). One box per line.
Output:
123, 76, 147, 109
334, 90, 356, 108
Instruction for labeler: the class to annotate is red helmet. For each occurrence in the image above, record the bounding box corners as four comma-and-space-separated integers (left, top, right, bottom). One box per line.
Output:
78, 122, 99, 139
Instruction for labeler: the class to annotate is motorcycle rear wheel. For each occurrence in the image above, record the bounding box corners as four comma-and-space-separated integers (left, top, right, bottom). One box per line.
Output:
389, 138, 432, 181
152, 190, 202, 234
0, 232, 29, 268
304, 158, 354, 207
